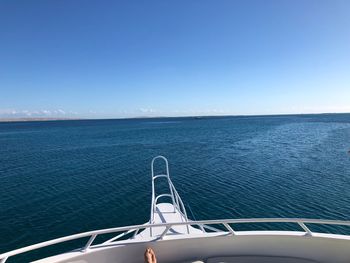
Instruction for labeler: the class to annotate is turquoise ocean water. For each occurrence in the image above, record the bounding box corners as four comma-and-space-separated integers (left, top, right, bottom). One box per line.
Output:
1, 114, 350, 261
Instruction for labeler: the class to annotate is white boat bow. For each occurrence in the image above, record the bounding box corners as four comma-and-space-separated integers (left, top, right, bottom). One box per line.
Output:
1, 156, 350, 263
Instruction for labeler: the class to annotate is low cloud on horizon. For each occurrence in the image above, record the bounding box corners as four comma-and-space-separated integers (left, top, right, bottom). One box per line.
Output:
0, 109, 78, 119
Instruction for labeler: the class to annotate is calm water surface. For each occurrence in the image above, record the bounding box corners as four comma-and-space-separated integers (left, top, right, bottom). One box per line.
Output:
1, 114, 350, 260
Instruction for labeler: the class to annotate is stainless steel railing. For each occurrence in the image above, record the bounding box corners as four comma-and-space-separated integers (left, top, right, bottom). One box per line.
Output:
1, 218, 350, 263
150, 156, 190, 235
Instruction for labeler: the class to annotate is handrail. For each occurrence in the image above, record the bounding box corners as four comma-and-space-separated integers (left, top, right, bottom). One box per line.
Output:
168, 179, 190, 233
154, 194, 173, 204
1, 218, 350, 262
150, 156, 190, 235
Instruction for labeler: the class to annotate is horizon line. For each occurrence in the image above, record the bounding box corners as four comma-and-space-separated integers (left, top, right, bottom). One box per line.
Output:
0, 111, 349, 123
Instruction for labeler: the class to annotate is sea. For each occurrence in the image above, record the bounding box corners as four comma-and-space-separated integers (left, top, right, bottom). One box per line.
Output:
1, 114, 350, 261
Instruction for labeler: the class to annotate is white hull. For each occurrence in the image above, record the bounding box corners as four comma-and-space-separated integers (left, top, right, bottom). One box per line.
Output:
33, 230, 350, 263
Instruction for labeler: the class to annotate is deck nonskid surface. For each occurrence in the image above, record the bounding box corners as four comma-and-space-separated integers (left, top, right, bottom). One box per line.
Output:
136, 203, 202, 239
204, 256, 319, 263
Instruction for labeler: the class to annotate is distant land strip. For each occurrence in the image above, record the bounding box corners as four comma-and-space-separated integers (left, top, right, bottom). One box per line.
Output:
0, 112, 350, 123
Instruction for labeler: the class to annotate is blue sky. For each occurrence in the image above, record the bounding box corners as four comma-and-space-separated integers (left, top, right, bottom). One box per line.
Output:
1, 0, 350, 118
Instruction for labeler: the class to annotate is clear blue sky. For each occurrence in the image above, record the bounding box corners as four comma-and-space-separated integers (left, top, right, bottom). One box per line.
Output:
1, 0, 349, 118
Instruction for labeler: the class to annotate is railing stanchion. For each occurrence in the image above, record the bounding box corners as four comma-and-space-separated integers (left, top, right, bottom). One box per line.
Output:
83, 234, 97, 252
198, 224, 206, 232
0, 257, 8, 263
298, 222, 313, 236
133, 228, 140, 239
160, 226, 171, 240
223, 223, 235, 235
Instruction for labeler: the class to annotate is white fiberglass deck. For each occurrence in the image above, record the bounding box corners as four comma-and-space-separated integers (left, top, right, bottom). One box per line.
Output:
136, 203, 203, 239
205, 256, 318, 262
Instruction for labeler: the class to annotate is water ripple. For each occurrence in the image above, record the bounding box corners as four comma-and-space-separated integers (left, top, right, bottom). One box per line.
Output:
0, 115, 350, 255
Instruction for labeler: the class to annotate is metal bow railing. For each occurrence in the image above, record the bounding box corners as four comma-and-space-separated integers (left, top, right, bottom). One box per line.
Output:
150, 156, 190, 235
1, 218, 350, 263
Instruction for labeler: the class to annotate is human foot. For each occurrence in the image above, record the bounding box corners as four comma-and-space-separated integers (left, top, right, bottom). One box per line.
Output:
144, 247, 157, 263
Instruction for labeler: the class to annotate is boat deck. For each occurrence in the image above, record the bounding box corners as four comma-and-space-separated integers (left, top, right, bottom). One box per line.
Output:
200, 256, 319, 262
136, 203, 202, 239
